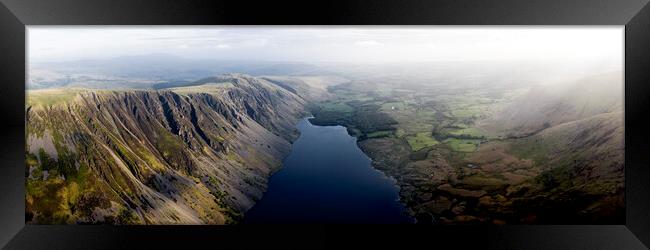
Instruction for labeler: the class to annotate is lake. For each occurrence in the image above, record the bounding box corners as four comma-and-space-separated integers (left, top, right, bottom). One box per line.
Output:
243, 117, 414, 224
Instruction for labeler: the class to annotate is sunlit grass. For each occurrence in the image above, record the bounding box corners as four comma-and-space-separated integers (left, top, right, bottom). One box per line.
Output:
27, 88, 85, 107
444, 138, 481, 152
406, 132, 439, 151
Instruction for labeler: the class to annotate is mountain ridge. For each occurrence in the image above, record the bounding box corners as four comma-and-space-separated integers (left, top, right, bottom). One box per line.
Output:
26, 74, 308, 224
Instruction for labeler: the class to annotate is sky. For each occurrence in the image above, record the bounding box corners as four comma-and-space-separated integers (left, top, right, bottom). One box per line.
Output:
28, 26, 623, 67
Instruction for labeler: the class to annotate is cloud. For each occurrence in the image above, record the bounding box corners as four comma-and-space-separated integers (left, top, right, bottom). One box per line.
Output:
354, 40, 382, 46
241, 38, 269, 48
27, 27, 622, 64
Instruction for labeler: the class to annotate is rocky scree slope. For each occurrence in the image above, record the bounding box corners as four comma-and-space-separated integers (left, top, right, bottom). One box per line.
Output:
25, 74, 306, 224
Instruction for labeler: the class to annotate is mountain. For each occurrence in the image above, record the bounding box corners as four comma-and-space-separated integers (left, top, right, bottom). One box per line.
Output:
480, 71, 623, 138
466, 71, 624, 223
30, 55, 329, 90
25, 74, 308, 224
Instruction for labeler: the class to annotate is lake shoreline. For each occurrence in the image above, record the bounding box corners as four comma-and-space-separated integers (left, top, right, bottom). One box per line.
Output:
306, 116, 417, 223
243, 117, 414, 224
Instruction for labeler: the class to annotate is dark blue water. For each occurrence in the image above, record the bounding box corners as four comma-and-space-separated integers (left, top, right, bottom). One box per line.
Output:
243, 117, 414, 224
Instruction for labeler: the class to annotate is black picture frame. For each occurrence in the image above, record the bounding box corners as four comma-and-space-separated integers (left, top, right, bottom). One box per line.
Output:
1, 0, 649, 249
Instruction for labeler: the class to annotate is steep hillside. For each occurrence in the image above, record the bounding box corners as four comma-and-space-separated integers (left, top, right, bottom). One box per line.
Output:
25, 74, 307, 224
260, 75, 348, 102
452, 71, 625, 223
461, 111, 624, 223
480, 71, 623, 137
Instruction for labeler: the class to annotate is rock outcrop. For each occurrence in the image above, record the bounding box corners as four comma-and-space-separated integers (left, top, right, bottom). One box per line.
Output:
25, 74, 307, 224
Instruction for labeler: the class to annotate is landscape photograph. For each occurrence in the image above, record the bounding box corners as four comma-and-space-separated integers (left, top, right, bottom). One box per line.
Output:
25, 27, 624, 225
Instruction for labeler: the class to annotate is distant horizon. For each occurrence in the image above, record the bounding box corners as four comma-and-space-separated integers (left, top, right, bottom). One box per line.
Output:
30, 52, 621, 65
27, 27, 623, 92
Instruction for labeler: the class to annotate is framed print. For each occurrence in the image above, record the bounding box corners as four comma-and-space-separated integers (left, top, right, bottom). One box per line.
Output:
1, 0, 649, 249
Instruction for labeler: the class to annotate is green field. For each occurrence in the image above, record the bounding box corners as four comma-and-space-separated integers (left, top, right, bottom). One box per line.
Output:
320, 101, 354, 113
444, 138, 481, 152
406, 132, 439, 151
380, 101, 408, 112
448, 127, 483, 137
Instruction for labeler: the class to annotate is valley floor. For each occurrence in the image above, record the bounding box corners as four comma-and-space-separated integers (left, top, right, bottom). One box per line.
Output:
309, 77, 624, 224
